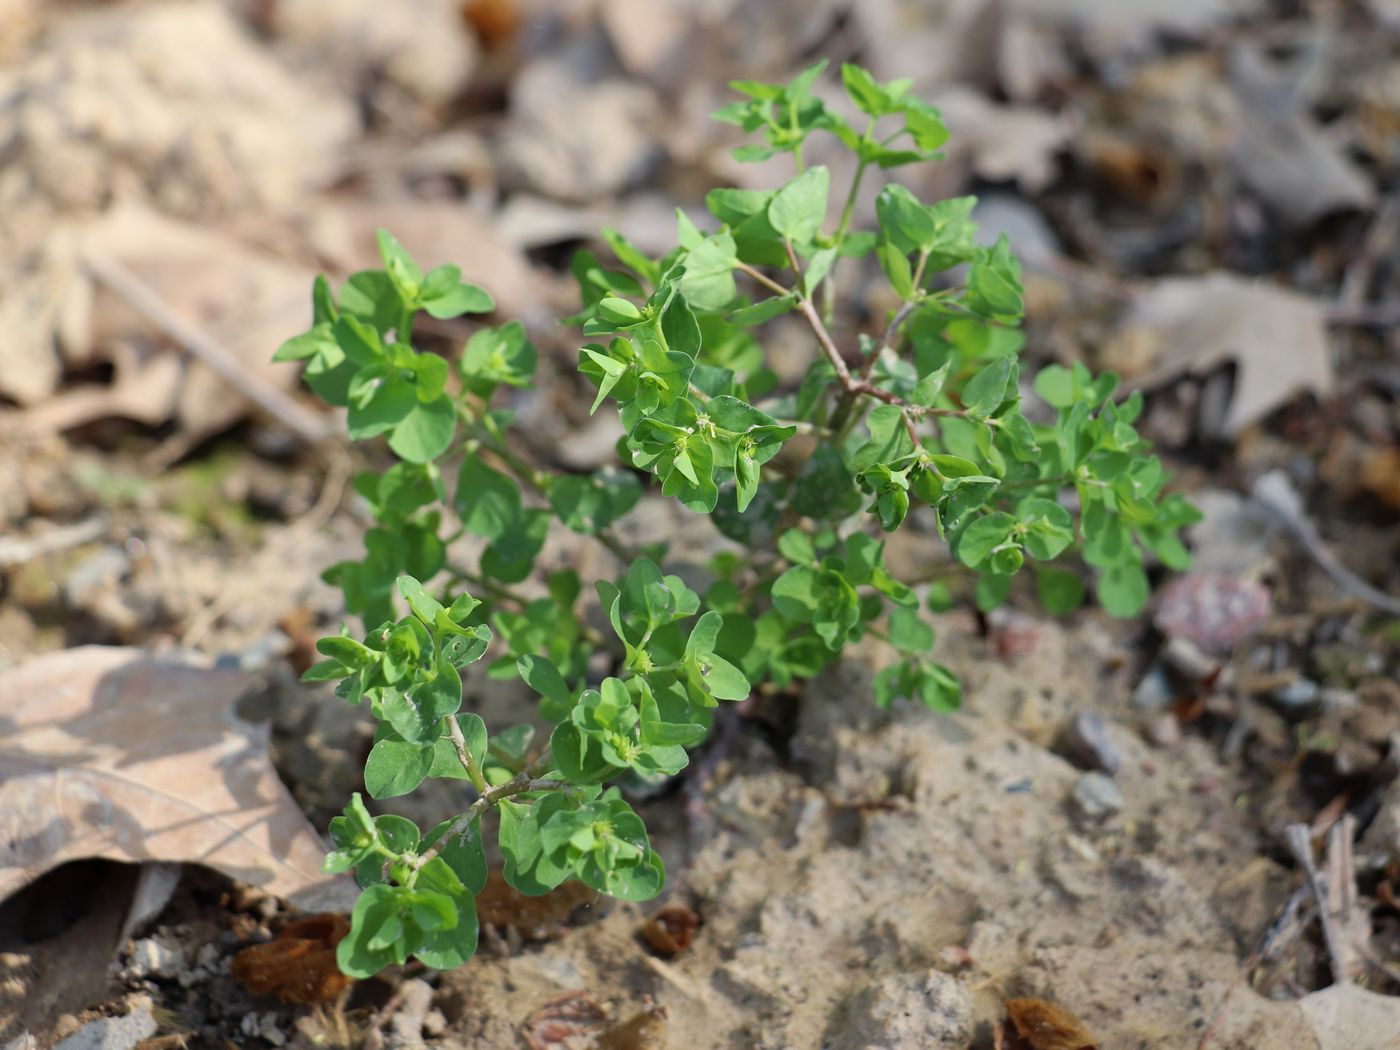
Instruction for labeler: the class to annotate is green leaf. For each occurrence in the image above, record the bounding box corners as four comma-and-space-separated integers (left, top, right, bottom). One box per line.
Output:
423, 281, 494, 319
364, 737, 434, 798
1036, 567, 1085, 614
888, 605, 934, 653
956, 512, 1015, 568
966, 235, 1023, 319
456, 460, 522, 541
377, 229, 423, 298
875, 185, 936, 255
961, 357, 1014, 417
387, 394, 456, 463
1097, 561, 1149, 617
338, 885, 400, 978
518, 654, 572, 720
397, 575, 444, 624
549, 469, 642, 534
768, 166, 829, 244
678, 228, 740, 312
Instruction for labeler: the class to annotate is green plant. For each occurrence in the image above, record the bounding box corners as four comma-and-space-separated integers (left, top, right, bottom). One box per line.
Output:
277, 60, 1198, 978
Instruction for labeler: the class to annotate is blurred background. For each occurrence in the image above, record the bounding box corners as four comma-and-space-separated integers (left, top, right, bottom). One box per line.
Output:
1, 1, 1399, 1046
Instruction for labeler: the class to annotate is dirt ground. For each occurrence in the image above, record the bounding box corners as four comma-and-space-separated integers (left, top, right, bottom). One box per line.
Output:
2, 0, 1400, 1047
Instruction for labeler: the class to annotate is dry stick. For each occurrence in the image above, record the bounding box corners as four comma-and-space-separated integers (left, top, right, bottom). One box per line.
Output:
1252, 471, 1400, 617
82, 250, 332, 446
0, 515, 106, 568
1285, 816, 1366, 984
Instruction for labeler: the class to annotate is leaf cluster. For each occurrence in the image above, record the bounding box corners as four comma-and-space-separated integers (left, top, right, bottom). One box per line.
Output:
276, 61, 1195, 979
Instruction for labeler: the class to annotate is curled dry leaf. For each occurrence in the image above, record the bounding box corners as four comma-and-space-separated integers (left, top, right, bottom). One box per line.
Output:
231, 913, 351, 1004
1001, 997, 1098, 1050
639, 903, 701, 957
0, 646, 356, 914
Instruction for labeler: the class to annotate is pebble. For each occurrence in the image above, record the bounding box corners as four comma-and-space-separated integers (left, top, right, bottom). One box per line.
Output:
1070, 772, 1123, 821
1268, 676, 1322, 718
124, 936, 185, 980
52, 998, 156, 1050
1055, 710, 1121, 775
1132, 664, 1175, 711
1142, 713, 1182, 747
61, 545, 129, 608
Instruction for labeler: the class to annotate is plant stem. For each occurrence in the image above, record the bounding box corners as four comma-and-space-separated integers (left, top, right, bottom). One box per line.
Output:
446, 715, 488, 792
410, 760, 562, 872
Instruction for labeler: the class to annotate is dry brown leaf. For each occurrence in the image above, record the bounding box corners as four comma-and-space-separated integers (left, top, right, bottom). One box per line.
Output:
1113, 272, 1334, 436
0, 646, 355, 913
1002, 997, 1098, 1050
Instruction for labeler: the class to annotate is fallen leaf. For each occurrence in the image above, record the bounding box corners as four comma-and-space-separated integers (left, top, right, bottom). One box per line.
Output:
1113, 272, 1334, 436
1227, 45, 1376, 228
0, 647, 355, 913
1002, 997, 1098, 1050
600, 0, 688, 80
499, 52, 660, 203
231, 913, 352, 1004
932, 87, 1071, 193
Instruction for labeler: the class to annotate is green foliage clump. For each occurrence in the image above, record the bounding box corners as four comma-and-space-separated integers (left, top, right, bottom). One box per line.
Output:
277, 61, 1198, 978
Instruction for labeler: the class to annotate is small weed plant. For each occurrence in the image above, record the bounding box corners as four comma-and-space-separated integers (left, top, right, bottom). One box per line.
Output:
276, 62, 1198, 977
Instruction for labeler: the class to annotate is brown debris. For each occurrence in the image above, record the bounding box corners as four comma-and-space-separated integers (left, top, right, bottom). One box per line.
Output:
476, 871, 597, 941
638, 904, 700, 958
999, 997, 1098, 1050
230, 913, 351, 1005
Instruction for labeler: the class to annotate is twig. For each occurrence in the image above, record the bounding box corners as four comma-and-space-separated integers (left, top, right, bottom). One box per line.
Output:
1285, 816, 1366, 984
82, 249, 332, 446
1252, 471, 1400, 616
0, 515, 107, 568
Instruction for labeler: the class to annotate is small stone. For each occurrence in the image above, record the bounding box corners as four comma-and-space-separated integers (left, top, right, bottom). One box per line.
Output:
827, 970, 973, 1049
1161, 636, 1224, 681
52, 998, 157, 1050
125, 936, 185, 980
61, 545, 129, 608
1055, 710, 1121, 775
1268, 676, 1322, 718
1070, 772, 1123, 821
1142, 713, 1181, 747
1132, 664, 1175, 710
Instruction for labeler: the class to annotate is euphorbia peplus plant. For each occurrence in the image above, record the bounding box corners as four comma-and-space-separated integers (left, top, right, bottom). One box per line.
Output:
277, 61, 1199, 977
